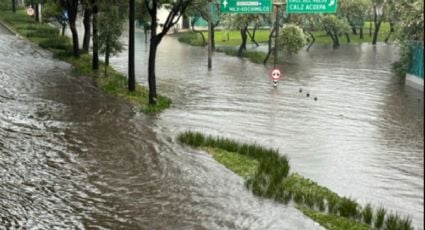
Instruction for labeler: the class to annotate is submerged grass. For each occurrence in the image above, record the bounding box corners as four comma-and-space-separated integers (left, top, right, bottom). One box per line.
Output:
0, 9, 171, 114
177, 131, 414, 230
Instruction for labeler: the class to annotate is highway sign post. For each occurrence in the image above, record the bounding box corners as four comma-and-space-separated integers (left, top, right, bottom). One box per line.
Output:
287, 0, 337, 14
220, 0, 272, 14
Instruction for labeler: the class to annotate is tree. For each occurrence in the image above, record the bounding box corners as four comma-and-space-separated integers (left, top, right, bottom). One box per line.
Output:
222, 14, 263, 57
321, 15, 350, 48
43, 0, 68, 35
338, 0, 370, 39
12, 0, 15, 13
371, 0, 386, 45
145, 0, 194, 104
61, 0, 80, 57
278, 24, 306, 54
391, 0, 423, 76
98, 4, 125, 74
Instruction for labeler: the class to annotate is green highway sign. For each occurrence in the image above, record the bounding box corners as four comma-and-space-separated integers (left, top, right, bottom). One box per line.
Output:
220, 0, 272, 14
287, 0, 338, 14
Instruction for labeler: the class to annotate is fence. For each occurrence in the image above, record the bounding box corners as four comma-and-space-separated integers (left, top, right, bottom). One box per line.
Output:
408, 41, 424, 79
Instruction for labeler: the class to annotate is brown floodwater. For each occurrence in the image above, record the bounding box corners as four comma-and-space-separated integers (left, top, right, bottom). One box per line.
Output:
1, 25, 423, 229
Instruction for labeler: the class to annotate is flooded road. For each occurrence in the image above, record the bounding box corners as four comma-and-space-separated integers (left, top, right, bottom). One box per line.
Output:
110, 31, 423, 228
0, 25, 322, 229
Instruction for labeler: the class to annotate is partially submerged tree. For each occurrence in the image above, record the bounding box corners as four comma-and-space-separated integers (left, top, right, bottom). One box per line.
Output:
371, 0, 386, 45
321, 15, 350, 48
222, 14, 264, 57
98, 4, 125, 75
145, 0, 195, 104
278, 24, 306, 55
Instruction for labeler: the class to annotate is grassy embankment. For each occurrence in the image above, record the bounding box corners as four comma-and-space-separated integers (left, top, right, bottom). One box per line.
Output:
178, 22, 393, 64
178, 131, 414, 230
0, 10, 170, 114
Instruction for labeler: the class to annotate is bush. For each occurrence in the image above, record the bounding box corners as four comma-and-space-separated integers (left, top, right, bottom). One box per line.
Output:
278, 24, 306, 54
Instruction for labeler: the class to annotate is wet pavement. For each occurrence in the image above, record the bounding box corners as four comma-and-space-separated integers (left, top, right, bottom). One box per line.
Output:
0, 24, 323, 229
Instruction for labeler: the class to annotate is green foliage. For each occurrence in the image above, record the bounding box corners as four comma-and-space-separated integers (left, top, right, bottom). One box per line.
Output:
98, 4, 125, 59
384, 213, 414, 230
338, 0, 370, 28
374, 207, 386, 229
362, 203, 373, 225
204, 147, 259, 179
278, 24, 306, 54
178, 32, 205, 46
178, 132, 414, 230
300, 207, 371, 230
0, 9, 171, 114
0, 0, 11, 10
26, 26, 59, 37
38, 36, 70, 49
215, 47, 266, 64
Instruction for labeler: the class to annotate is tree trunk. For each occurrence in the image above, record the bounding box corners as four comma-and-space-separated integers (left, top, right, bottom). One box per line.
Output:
35, 3, 39, 22
82, 8, 92, 53
237, 27, 247, 57
128, 0, 135, 91
359, 28, 364, 39
247, 25, 259, 47
351, 27, 357, 35
384, 22, 394, 43
372, 20, 381, 45
148, 38, 158, 104
191, 18, 206, 46
69, 22, 80, 57
12, 0, 15, 13
306, 31, 315, 51
263, 27, 276, 64
211, 24, 216, 50
104, 43, 110, 75
61, 23, 66, 36
92, 3, 99, 70
345, 32, 351, 43
67, 0, 79, 57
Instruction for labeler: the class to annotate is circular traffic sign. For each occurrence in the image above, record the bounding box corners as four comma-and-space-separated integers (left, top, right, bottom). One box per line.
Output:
26, 7, 34, 16
270, 68, 282, 81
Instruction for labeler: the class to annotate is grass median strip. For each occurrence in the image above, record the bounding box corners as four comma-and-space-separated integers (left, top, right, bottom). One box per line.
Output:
0, 9, 171, 114
177, 131, 414, 230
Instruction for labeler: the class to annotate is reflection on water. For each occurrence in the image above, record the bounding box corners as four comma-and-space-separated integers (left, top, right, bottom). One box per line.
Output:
1, 25, 423, 229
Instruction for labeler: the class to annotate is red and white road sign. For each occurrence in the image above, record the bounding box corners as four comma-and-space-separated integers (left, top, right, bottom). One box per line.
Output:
270, 68, 282, 81
26, 7, 34, 16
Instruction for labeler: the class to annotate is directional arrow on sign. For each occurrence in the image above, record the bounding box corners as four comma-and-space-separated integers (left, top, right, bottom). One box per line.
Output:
223, 0, 228, 7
